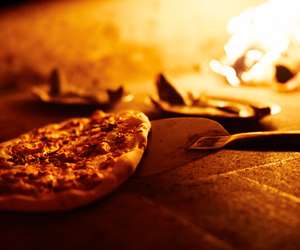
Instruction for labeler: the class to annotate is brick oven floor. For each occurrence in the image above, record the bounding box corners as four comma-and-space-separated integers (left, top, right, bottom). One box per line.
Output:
0, 1, 300, 250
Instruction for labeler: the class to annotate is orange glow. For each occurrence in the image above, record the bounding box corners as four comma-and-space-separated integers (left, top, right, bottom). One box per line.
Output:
211, 0, 300, 87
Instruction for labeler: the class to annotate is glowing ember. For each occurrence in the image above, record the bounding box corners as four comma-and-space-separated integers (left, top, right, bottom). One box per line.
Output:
211, 0, 300, 89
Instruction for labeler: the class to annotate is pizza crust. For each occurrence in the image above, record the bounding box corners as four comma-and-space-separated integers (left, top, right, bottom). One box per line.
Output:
0, 111, 151, 212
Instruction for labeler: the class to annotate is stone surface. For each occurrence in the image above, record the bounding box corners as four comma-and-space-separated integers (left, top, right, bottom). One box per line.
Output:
1, 1, 300, 250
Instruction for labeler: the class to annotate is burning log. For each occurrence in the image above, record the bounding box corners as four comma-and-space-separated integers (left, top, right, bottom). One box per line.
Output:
210, 0, 300, 91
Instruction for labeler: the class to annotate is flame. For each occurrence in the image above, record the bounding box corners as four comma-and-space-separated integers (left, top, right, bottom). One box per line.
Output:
211, 0, 300, 87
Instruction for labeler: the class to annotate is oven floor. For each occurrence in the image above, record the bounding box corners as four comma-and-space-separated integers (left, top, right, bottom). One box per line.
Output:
0, 1, 299, 250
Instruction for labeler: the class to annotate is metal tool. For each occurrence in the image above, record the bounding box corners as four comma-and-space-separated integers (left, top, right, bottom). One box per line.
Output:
189, 131, 300, 150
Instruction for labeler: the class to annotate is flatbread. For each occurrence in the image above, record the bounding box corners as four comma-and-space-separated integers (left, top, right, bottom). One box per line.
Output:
0, 110, 151, 212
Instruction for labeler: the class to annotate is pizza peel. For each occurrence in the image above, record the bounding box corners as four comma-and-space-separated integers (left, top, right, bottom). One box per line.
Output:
136, 117, 229, 177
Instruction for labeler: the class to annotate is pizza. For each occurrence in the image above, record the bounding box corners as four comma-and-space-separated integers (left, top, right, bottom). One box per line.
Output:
0, 110, 151, 212
32, 68, 124, 106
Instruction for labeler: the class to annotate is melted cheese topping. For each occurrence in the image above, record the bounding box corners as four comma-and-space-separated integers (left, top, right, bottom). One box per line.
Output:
0, 111, 147, 196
